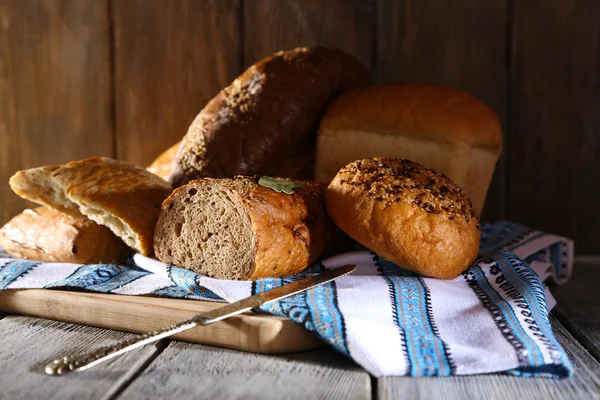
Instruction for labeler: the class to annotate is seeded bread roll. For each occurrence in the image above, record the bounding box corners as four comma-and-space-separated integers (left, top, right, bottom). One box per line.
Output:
326, 158, 480, 279
0, 206, 130, 264
154, 176, 333, 280
9, 157, 173, 255
167, 46, 369, 186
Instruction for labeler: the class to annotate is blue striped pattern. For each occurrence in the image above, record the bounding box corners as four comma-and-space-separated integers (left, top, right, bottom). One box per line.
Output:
168, 266, 220, 299
254, 270, 349, 356
467, 262, 544, 366
386, 275, 453, 376
0, 221, 574, 378
0, 260, 39, 289
496, 252, 572, 375
373, 254, 453, 375
44, 264, 128, 289
85, 269, 148, 292
480, 222, 533, 252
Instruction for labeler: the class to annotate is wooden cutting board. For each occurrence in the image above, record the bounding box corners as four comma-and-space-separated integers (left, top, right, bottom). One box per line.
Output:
0, 289, 325, 354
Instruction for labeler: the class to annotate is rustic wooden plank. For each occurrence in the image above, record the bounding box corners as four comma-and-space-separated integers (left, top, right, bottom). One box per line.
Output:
113, 0, 241, 168
100, 340, 169, 400
0, 0, 114, 225
243, 0, 373, 72
552, 257, 600, 362
119, 344, 371, 400
509, 1, 600, 254
0, 315, 163, 400
378, 316, 600, 400
376, 0, 508, 223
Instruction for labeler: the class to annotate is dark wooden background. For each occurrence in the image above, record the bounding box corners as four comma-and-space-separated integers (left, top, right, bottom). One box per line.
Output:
1, 0, 598, 254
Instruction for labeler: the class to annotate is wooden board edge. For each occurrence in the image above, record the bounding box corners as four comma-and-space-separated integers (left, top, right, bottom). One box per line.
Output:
0, 289, 324, 354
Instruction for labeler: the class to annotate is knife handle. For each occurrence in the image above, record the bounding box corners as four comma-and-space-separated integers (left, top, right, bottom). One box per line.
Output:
44, 315, 210, 375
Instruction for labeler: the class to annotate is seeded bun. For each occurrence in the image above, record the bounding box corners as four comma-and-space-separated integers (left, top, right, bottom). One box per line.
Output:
326, 157, 480, 279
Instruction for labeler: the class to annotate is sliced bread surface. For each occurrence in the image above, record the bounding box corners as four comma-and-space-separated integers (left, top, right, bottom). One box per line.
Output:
154, 177, 332, 280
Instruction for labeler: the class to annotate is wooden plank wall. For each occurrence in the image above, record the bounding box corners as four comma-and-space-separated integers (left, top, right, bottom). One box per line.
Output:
1, 0, 598, 254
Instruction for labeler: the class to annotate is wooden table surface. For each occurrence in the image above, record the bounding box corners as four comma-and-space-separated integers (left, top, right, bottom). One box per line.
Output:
0, 258, 598, 400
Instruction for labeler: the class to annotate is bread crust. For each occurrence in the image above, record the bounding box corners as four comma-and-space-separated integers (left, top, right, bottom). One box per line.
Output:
319, 83, 503, 150
168, 46, 369, 186
326, 158, 480, 279
9, 157, 173, 255
0, 206, 130, 264
147, 141, 180, 181
239, 177, 331, 280
148, 139, 314, 182
154, 177, 333, 280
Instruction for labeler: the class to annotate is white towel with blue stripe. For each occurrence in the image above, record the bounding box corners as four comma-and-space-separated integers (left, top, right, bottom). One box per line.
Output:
0, 221, 574, 378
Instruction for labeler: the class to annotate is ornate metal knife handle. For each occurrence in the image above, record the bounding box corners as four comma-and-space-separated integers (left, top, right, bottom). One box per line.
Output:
45, 315, 210, 375
43, 264, 356, 376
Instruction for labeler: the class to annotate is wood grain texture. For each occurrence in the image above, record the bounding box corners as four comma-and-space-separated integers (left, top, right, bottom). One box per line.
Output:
378, 316, 600, 400
243, 0, 373, 72
113, 0, 241, 168
0, 289, 324, 354
553, 257, 600, 361
376, 0, 508, 222
0, 315, 162, 400
0, 0, 113, 225
509, 1, 600, 254
119, 343, 371, 400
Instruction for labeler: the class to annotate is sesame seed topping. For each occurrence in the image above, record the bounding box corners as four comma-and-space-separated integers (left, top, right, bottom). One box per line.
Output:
336, 157, 479, 226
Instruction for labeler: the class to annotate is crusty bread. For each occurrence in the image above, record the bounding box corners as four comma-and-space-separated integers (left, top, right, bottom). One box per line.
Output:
148, 140, 313, 182
326, 158, 481, 279
9, 157, 173, 256
168, 46, 369, 187
315, 84, 503, 215
0, 206, 131, 264
147, 141, 180, 181
154, 176, 333, 280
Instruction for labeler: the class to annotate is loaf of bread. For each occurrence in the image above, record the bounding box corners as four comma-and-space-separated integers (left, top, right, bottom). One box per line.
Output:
154, 176, 333, 280
0, 206, 131, 264
167, 46, 369, 187
9, 157, 173, 256
148, 140, 314, 182
315, 84, 503, 215
147, 141, 180, 181
326, 158, 480, 279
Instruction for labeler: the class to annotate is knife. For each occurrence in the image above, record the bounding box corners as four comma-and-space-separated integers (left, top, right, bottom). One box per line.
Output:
44, 264, 356, 375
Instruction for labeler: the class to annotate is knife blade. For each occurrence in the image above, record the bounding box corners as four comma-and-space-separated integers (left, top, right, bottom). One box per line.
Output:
44, 264, 356, 375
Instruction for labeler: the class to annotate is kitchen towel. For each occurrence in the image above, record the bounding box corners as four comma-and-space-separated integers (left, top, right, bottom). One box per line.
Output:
0, 221, 574, 378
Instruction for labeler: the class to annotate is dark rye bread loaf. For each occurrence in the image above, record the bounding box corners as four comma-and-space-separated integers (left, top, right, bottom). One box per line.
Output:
326, 158, 481, 279
154, 176, 334, 280
167, 46, 369, 187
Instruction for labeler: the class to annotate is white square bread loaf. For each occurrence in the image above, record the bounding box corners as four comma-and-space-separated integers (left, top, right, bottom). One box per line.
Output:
315, 84, 503, 216
0, 206, 131, 264
9, 156, 173, 256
